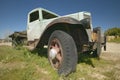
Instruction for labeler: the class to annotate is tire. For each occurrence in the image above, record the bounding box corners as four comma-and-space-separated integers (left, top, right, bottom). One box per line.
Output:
48, 30, 78, 76
93, 27, 102, 57
93, 42, 101, 57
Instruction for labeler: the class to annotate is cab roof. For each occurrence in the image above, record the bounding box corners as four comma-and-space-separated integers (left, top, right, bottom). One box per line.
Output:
28, 8, 59, 17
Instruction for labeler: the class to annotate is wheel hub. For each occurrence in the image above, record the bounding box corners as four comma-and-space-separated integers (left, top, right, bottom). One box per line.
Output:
49, 48, 57, 59
48, 38, 63, 69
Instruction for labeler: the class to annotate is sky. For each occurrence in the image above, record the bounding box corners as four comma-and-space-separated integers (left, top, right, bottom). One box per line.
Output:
0, 0, 120, 39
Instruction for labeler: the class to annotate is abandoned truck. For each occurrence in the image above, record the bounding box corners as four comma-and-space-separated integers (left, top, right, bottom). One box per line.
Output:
10, 8, 106, 76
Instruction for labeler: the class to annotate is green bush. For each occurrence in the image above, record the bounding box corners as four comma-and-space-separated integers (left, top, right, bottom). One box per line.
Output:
105, 27, 120, 36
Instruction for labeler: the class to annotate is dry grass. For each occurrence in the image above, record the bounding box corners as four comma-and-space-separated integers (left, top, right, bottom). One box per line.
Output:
0, 42, 120, 80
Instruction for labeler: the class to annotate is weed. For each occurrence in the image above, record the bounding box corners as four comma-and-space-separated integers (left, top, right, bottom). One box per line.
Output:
0, 46, 120, 80
108, 37, 120, 43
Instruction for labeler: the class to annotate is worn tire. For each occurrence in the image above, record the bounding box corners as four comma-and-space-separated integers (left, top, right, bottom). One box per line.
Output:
48, 30, 78, 76
93, 27, 102, 57
93, 42, 101, 57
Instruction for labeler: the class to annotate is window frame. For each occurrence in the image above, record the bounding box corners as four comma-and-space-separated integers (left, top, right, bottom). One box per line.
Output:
29, 11, 39, 22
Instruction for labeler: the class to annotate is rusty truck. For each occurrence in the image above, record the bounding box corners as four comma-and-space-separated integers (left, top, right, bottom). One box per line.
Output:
10, 8, 106, 76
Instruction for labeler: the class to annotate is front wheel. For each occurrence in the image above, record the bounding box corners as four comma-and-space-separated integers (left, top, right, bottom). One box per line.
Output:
48, 30, 78, 76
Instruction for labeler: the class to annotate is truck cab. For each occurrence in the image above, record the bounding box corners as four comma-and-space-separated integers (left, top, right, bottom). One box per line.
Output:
27, 8, 59, 41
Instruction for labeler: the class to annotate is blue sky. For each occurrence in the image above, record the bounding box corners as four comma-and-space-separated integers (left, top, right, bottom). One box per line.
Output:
0, 0, 120, 39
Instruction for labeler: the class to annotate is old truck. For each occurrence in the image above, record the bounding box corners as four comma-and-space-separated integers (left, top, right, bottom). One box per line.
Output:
10, 8, 106, 76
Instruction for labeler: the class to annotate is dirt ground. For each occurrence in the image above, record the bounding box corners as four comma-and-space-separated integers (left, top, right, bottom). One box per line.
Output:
102, 42, 120, 54
101, 42, 120, 61
0, 42, 12, 46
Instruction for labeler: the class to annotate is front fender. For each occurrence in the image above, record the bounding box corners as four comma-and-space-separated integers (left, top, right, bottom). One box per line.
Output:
46, 17, 90, 28
29, 17, 91, 50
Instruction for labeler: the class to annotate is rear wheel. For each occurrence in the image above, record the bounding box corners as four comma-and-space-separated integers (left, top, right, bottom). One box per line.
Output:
93, 42, 101, 57
93, 27, 102, 57
48, 30, 78, 76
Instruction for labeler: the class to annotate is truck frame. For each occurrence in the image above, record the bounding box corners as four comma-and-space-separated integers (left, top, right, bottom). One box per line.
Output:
10, 8, 106, 76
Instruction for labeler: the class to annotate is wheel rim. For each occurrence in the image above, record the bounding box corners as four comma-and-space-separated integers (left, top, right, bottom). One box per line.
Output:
48, 38, 63, 69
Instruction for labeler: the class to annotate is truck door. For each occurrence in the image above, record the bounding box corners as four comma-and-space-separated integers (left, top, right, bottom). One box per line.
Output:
27, 10, 41, 41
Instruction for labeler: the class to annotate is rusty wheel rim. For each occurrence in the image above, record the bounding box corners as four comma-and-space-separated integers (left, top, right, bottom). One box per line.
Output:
48, 38, 63, 69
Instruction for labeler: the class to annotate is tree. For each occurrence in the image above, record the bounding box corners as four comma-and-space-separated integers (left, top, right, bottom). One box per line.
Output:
105, 27, 120, 36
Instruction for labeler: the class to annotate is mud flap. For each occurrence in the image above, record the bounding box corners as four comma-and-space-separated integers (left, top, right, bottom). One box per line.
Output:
103, 36, 106, 51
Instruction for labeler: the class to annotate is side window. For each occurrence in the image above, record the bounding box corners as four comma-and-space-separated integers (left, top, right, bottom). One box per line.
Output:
30, 11, 39, 22
42, 10, 58, 19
